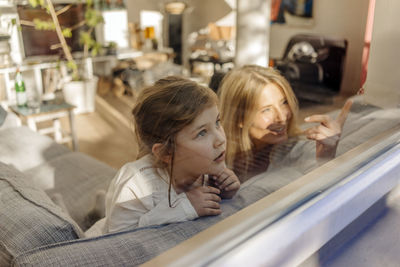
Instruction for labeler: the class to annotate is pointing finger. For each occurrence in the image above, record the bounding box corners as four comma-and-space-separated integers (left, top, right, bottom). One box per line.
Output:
304, 114, 331, 126
336, 99, 353, 126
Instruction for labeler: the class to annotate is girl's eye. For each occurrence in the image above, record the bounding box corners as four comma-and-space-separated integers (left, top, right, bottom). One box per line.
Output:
197, 129, 207, 137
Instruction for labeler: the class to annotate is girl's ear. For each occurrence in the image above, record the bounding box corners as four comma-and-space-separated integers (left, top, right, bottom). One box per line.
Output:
152, 143, 172, 163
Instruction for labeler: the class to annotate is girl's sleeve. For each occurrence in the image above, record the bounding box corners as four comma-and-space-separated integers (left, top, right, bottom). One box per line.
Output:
138, 191, 198, 228
108, 188, 198, 231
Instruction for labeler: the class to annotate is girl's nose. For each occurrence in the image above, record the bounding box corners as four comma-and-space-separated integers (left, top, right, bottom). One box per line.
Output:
214, 129, 226, 148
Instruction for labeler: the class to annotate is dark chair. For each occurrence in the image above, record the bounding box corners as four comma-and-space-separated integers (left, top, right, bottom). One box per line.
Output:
275, 34, 348, 106
208, 70, 227, 93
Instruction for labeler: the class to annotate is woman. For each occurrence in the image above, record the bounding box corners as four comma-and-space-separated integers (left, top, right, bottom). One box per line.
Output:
218, 65, 352, 181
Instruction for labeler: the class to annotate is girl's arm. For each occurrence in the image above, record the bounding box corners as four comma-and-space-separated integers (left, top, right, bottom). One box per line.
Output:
108, 189, 200, 231
137, 191, 199, 227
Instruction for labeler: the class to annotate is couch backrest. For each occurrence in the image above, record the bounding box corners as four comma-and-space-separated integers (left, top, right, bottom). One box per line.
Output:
13, 181, 284, 266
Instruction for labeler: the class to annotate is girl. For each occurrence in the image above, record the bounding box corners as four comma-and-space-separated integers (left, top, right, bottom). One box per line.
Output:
86, 76, 240, 236
218, 65, 352, 181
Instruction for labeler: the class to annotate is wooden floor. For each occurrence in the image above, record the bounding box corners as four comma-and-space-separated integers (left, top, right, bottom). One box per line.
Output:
60, 94, 138, 169
60, 90, 348, 170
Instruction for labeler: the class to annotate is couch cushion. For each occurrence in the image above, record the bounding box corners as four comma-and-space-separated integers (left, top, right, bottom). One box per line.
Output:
0, 162, 83, 266
25, 152, 117, 230
0, 126, 71, 172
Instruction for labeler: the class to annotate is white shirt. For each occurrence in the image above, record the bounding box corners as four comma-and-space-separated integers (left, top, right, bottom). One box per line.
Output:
86, 154, 198, 237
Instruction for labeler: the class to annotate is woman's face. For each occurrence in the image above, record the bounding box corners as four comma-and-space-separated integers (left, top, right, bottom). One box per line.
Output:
248, 83, 292, 149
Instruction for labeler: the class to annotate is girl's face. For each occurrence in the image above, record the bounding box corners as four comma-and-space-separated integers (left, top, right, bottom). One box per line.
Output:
248, 83, 292, 149
173, 105, 226, 192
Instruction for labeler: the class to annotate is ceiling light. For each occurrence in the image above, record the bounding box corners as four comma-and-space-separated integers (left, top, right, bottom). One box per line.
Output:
165, 1, 187, 14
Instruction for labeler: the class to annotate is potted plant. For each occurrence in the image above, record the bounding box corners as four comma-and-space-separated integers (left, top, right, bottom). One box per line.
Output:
25, 0, 104, 113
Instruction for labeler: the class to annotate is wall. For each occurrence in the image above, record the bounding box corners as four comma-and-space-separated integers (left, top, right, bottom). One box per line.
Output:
269, 0, 370, 96
364, 0, 400, 108
125, 0, 159, 25
236, 0, 270, 67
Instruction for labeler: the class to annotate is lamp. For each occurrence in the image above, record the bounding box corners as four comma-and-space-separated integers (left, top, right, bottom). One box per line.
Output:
165, 1, 187, 14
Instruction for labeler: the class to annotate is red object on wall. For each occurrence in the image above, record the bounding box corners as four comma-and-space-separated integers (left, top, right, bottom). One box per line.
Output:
360, 0, 376, 87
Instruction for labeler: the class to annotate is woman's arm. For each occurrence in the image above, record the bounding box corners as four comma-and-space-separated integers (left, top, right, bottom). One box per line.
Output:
303, 99, 353, 162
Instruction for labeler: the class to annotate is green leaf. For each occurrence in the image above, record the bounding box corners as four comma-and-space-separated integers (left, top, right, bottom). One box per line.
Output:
28, 0, 39, 8
85, 9, 104, 27
33, 18, 55, 30
79, 31, 92, 46
66, 60, 80, 80
29, 0, 46, 8
87, 0, 93, 7
62, 28, 72, 38
66, 60, 77, 71
91, 42, 102, 57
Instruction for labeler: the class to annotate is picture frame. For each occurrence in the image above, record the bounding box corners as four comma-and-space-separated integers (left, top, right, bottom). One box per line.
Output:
271, 0, 314, 27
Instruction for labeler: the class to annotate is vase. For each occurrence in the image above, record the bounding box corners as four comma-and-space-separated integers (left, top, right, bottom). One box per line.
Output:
62, 76, 98, 114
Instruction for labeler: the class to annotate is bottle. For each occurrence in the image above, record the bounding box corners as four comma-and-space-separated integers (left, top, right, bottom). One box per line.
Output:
15, 68, 27, 107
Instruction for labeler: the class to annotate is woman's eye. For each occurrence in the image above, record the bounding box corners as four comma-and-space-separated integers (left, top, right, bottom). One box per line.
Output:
197, 129, 207, 137
282, 99, 289, 105
262, 108, 271, 113
216, 119, 221, 128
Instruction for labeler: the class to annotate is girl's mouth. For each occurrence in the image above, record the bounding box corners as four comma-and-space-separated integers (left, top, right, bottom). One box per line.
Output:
214, 151, 225, 162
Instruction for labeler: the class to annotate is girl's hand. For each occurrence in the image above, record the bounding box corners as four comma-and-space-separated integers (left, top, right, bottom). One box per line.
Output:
304, 99, 353, 160
210, 168, 240, 199
186, 186, 222, 217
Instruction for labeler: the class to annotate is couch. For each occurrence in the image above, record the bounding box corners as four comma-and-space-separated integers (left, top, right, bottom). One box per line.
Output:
1, 100, 399, 266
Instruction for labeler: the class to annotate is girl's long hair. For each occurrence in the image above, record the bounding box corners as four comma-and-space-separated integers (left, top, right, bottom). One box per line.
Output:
218, 65, 300, 173
132, 76, 218, 205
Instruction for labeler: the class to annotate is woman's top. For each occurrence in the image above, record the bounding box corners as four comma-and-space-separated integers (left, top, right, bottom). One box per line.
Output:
234, 137, 319, 182
85, 154, 198, 237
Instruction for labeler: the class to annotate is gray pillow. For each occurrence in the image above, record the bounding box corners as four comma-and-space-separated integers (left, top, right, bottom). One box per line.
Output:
25, 152, 117, 230
0, 126, 71, 172
0, 162, 83, 265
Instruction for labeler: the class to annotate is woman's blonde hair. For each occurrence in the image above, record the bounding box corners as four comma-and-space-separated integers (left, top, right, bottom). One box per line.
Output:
218, 65, 300, 169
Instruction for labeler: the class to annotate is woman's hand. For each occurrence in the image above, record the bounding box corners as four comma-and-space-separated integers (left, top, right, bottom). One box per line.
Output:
210, 168, 240, 199
304, 99, 353, 161
186, 186, 222, 216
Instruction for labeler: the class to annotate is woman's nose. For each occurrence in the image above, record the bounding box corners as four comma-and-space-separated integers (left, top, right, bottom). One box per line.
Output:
274, 107, 286, 122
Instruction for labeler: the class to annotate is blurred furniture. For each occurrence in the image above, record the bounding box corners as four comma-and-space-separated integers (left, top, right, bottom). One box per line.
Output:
9, 101, 78, 151
275, 34, 347, 106
189, 55, 233, 74
189, 23, 235, 76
